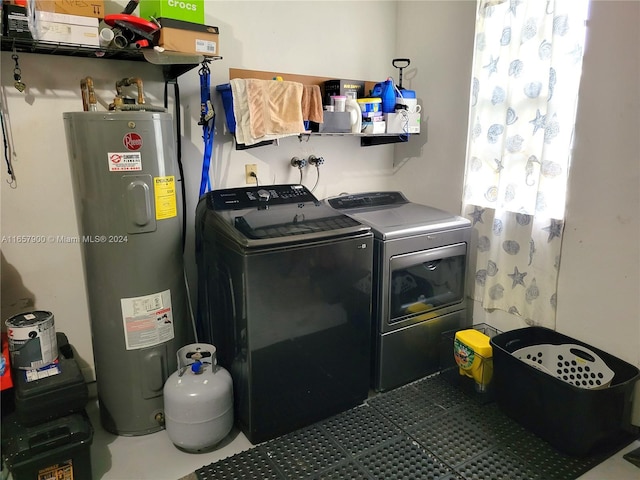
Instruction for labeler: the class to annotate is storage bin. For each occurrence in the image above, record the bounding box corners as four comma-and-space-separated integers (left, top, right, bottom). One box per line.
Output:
490, 326, 640, 456
1, 412, 93, 480
13, 331, 88, 426
14, 355, 88, 427
216, 83, 236, 133
317, 112, 352, 133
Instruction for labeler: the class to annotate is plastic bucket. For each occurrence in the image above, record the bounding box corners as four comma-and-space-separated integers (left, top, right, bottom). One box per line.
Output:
357, 98, 382, 113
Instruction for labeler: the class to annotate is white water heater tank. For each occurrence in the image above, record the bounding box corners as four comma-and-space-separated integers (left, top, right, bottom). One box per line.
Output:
164, 343, 233, 452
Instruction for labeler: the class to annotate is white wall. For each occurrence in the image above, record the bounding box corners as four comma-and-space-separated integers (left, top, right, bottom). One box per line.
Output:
556, 0, 640, 423
391, 1, 476, 214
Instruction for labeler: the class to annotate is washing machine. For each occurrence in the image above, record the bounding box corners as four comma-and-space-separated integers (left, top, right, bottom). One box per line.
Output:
327, 191, 472, 391
196, 184, 373, 444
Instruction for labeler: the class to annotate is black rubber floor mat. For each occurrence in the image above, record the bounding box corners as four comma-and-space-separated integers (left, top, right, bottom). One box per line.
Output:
310, 460, 373, 480
410, 410, 496, 467
320, 404, 403, 456
356, 435, 454, 479
194, 374, 636, 480
367, 381, 447, 429
196, 447, 281, 480
263, 423, 347, 479
456, 446, 544, 480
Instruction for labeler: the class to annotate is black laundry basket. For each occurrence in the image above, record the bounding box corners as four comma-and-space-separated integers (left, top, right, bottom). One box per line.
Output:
490, 326, 640, 456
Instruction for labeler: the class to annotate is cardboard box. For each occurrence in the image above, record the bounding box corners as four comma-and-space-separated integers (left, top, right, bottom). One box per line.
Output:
384, 112, 421, 134
362, 121, 386, 135
140, 0, 204, 24
323, 79, 365, 105
157, 17, 218, 56
35, 0, 105, 19
31, 10, 99, 46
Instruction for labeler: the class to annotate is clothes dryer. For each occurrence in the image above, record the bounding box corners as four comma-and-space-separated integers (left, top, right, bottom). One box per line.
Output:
328, 191, 472, 391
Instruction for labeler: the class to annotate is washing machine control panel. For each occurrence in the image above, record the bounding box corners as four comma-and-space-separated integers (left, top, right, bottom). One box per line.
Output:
209, 184, 319, 210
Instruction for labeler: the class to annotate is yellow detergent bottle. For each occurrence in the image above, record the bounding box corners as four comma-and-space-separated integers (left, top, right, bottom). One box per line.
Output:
454, 329, 493, 392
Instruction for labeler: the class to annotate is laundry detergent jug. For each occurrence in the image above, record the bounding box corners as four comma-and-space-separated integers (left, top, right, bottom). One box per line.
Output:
371, 78, 397, 113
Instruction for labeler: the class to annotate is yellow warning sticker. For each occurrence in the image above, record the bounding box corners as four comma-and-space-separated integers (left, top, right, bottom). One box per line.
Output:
38, 459, 73, 480
153, 176, 177, 220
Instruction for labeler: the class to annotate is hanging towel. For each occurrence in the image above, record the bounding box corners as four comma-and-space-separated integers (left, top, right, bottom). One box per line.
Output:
301, 85, 324, 124
230, 78, 301, 146
245, 79, 305, 139
230, 78, 249, 145
229, 78, 304, 146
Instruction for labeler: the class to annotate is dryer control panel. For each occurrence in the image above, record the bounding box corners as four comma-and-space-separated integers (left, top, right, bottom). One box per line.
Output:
328, 191, 408, 209
208, 184, 319, 210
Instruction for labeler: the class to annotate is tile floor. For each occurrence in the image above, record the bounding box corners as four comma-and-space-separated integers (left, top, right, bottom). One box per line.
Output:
88, 377, 640, 480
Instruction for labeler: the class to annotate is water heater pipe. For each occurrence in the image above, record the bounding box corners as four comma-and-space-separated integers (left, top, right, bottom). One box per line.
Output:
115, 77, 146, 105
80, 77, 98, 111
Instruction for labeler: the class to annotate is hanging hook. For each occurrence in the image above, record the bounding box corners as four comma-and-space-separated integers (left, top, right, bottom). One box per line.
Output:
198, 58, 211, 76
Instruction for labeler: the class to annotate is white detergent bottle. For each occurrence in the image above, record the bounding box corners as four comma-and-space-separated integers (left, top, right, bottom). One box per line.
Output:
345, 92, 362, 134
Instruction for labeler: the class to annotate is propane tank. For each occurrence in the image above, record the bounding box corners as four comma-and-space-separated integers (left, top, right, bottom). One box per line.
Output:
164, 343, 234, 452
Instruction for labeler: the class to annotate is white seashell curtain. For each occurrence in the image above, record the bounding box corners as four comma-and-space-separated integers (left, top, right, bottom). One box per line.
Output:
462, 0, 589, 327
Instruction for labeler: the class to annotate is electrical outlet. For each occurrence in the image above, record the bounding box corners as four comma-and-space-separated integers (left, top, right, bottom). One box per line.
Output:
245, 164, 257, 184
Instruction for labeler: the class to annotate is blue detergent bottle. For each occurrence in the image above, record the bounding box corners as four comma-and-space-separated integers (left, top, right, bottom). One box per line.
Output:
372, 77, 397, 113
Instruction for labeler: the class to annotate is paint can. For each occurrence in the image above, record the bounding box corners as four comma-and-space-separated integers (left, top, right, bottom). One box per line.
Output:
5, 311, 58, 370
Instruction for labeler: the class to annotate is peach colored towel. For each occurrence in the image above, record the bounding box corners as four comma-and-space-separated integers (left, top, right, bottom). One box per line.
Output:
245, 79, 304, 139
301, 85, 323, 123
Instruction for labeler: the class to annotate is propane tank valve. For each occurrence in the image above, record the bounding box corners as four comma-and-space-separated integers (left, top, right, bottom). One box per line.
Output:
191, 360, 204, 374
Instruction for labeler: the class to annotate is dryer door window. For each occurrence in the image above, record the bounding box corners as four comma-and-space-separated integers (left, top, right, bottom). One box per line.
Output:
389, 243, 467, 323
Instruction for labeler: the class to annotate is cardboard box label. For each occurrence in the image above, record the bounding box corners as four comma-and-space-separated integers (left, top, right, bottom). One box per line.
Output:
195, 38, 216, 55
139, 0, 205, 24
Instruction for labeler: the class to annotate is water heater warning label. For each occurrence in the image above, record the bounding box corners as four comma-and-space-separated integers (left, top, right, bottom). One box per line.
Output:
120, 289, 175, 350
154, 176, 177, 220
108, 152, 142, 172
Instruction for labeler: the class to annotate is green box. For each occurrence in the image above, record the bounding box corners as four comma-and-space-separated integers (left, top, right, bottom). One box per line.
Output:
139, 0, 205, 24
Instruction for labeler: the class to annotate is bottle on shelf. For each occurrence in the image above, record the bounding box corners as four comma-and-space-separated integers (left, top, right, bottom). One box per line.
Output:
345, 91, 362, 134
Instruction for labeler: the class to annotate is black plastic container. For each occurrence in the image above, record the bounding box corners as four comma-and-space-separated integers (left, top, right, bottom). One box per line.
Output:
491, 327, 640, 456
1, 412, 93, 480
13, 332, 89, 426
14, 355, 88, 426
